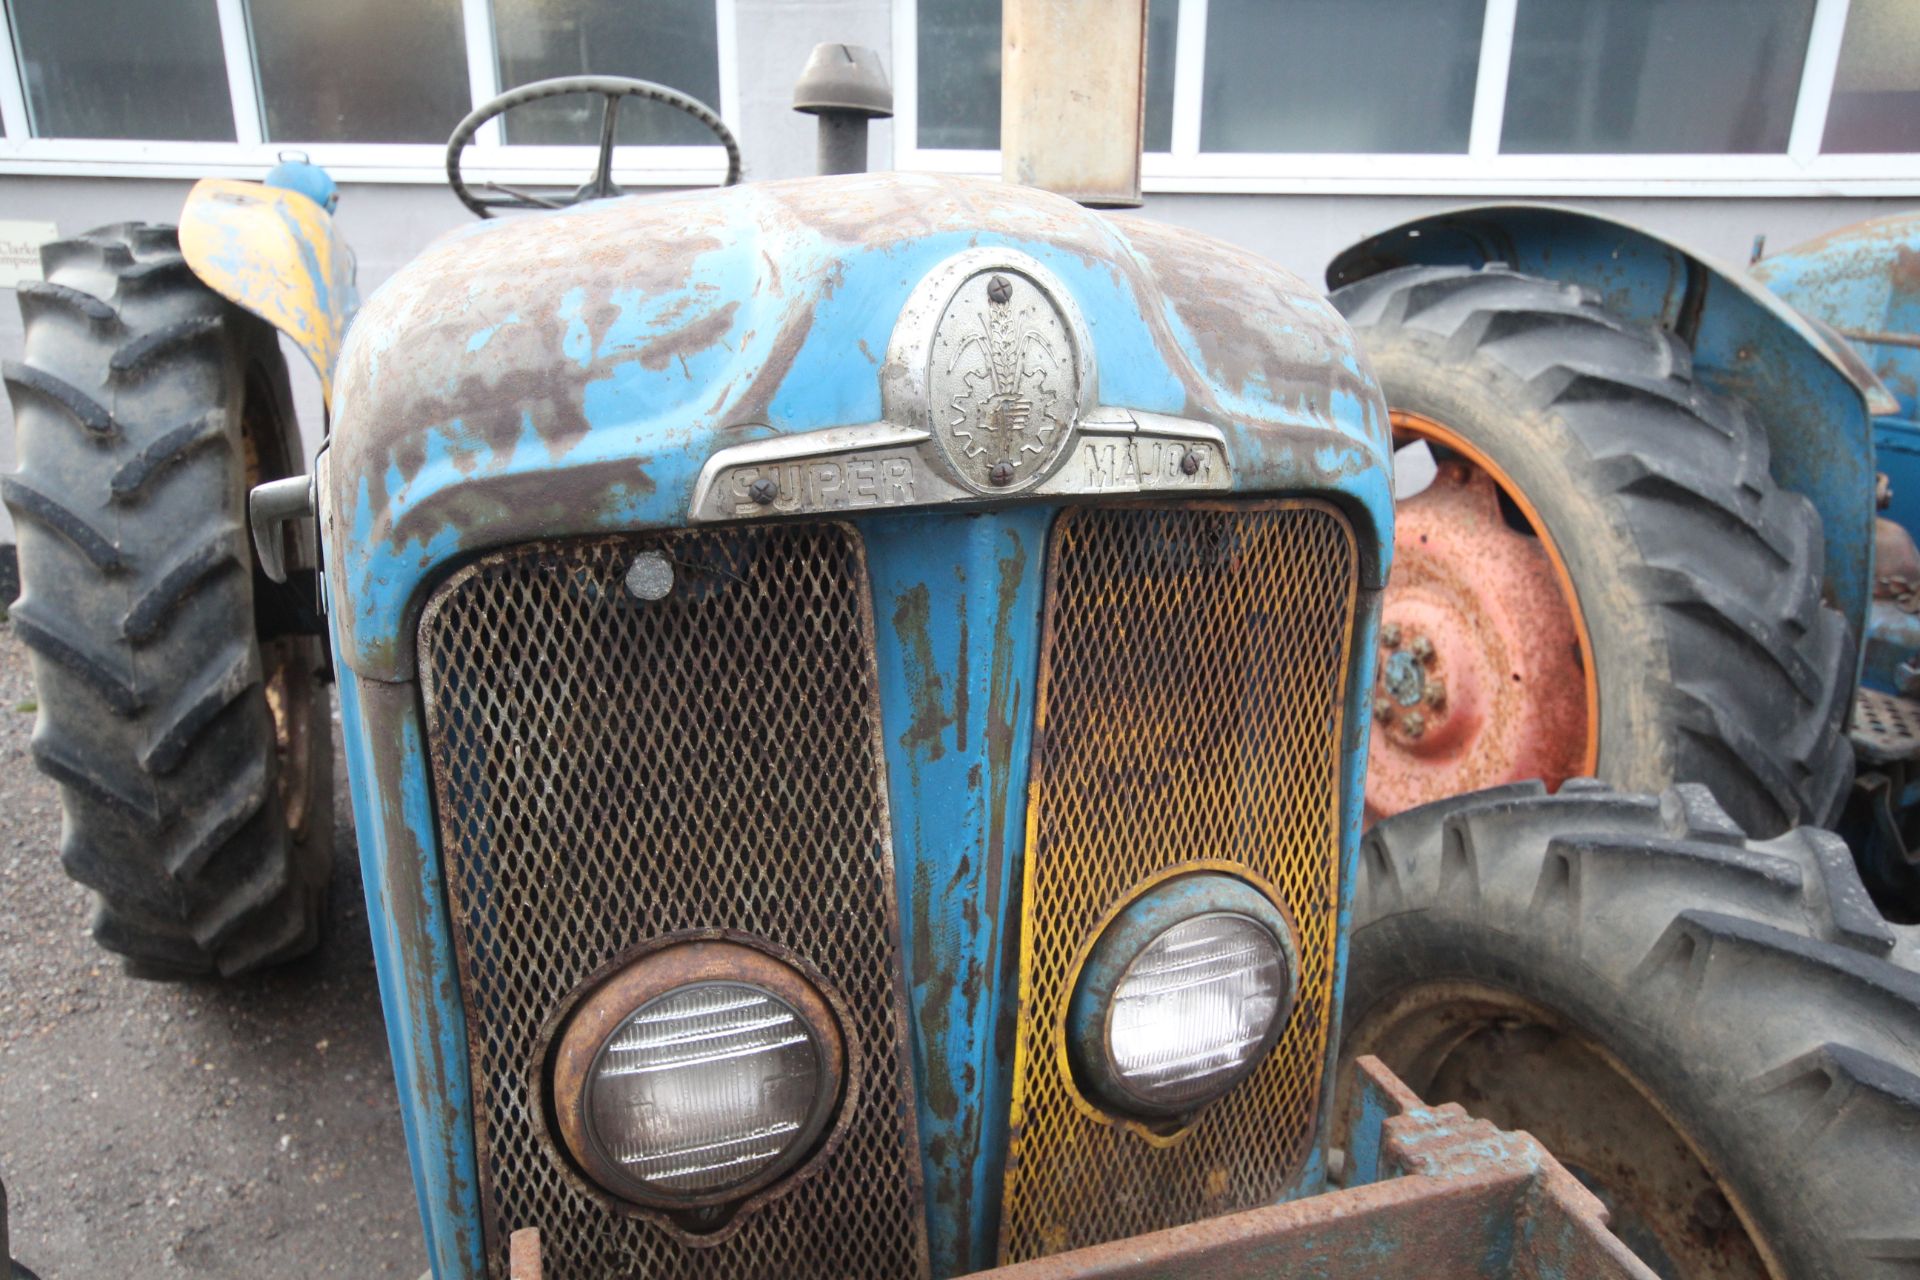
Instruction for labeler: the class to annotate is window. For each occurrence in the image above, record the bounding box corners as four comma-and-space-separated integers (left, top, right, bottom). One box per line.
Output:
898, 0, 1920, 195
248, 0, 472, 144
493, 0, 722, 146
1823, 0, 1920, 153
0, 0, 737, 183
1201, 0, 1485, 153
9, 0, 233, 141
1502, 0, 1814, 153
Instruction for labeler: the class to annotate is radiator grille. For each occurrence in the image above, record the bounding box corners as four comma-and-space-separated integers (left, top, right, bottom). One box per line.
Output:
418, 525, 927, 1280
1001, 500, 1358, 1262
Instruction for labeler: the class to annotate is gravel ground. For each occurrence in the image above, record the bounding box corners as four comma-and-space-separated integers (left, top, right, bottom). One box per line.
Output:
0, 618, 425, 1278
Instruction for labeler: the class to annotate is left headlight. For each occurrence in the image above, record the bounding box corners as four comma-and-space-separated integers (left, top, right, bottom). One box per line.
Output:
553, 941, 844, 1208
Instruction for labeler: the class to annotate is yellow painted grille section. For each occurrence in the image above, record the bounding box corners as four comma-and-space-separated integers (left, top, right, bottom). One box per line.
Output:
1000, 500, 1357, 1262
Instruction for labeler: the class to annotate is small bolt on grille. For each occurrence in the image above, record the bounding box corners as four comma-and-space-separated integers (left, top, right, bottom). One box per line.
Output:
418, 524, 928, 1280
1001, 500, 1359, 1263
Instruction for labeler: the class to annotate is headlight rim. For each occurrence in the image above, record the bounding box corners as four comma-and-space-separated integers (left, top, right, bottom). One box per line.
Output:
548, 933, 853, 1213
1064, 869, 1301, 1124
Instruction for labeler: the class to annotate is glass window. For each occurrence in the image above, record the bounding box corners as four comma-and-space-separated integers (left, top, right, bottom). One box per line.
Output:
8, 0, 234, 140
916, 0, 1002, 150
491, 0, 723, 146
1503, 0, 1815, 154
1823, 0, 1920, 153
247, 0, 471, 144
1199, 0, 1484, 153
916, 0, 1178, 152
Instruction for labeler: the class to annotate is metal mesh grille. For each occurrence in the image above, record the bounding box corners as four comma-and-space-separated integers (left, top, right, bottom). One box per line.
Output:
417, 525, 928, 1280
1001, 500, 1357, 1262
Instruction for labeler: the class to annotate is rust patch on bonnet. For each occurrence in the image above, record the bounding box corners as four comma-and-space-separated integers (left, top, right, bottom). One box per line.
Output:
1109, 215, 1378, 422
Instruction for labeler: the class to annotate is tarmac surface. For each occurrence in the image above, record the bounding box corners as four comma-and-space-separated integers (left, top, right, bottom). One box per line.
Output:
0, 619, 425, 1277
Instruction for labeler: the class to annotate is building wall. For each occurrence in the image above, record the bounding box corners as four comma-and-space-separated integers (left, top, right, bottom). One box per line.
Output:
0, 0, 1905, 543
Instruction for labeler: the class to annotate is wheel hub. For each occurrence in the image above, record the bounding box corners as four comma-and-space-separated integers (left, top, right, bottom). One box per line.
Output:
1367, 460, 1589, 821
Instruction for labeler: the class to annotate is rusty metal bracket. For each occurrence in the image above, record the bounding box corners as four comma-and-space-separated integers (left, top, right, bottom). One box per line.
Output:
971, 1056, 1655, 1279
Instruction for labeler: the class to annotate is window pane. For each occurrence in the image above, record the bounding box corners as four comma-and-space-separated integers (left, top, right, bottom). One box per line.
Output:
916, 0, 1179, 153
248, 0, 470, 143
1823, 0, 1920, 153
1503, 0, 1814, 154
10, 0, 233, 140
1200, 0, 1485, 153
916, 0, 1000, 150
493, 0, 722, 146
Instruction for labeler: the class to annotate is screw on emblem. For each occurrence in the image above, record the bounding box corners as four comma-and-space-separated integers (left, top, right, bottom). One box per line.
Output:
987, 274, 1013, 304
1381, 622, 1402, 649
989, 460, 1016, 487
748, 476, 779, 506
1373, 696, 1395, 725
1402, 710, 1427, 739
1180, 448, 1203, 476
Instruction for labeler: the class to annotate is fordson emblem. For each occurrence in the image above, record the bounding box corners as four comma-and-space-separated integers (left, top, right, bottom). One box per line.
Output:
927, 269, 1079, 492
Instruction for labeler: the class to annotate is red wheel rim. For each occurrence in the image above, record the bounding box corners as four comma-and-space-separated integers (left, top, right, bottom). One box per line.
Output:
1365, 411, 1599, 824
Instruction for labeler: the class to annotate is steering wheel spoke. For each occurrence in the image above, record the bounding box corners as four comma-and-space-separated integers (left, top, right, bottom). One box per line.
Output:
445, 74, 740, 218
478, 181, 568, 210
589, 93, 623, 200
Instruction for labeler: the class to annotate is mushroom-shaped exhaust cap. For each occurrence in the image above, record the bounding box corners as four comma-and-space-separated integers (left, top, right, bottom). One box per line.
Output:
792, 43, 893, 119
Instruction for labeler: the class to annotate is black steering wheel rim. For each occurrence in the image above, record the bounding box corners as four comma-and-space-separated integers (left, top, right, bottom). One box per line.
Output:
445, 74, 742, 218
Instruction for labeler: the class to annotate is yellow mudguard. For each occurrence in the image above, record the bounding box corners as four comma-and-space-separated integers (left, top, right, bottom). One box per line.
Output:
179, 178, 356, 409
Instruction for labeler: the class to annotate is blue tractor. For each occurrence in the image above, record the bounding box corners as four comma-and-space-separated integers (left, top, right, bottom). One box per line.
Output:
3, 37, 1918, 1280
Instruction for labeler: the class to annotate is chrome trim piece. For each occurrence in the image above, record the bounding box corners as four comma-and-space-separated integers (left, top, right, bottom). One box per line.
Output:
690, 409, 1229, 522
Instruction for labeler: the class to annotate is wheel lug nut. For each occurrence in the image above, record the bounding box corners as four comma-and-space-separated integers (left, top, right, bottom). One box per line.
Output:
1373, 697, 1395, 725
1425, 677, 1447, 709
1410, 635, 1435, 664
1402, 710, 1426, 739
1381, 622, 1402, 649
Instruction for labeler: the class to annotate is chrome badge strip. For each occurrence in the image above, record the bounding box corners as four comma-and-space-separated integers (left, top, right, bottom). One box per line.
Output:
690, 247, 1230, 522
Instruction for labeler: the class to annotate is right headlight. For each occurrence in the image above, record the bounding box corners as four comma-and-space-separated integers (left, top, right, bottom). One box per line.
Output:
553, 941, 844, 1208
1068, 874, 1298, 1120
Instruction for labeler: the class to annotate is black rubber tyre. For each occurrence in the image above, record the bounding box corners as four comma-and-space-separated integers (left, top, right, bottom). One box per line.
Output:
1342, 780, 1920, 1280
2, 222, 331, 978
1333, 265, 1855, 838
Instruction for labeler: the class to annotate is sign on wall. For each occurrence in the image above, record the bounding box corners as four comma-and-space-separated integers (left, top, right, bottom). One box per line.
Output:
0, 221, 59, 289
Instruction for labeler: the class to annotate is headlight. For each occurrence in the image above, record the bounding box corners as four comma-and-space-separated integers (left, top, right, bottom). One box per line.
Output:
1068, 875, 1297, 1120
553, 941, 844, 1207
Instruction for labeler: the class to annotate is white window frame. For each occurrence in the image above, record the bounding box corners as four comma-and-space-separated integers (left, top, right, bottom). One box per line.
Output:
0, 0, 741, 185
893, 0, 1920, 197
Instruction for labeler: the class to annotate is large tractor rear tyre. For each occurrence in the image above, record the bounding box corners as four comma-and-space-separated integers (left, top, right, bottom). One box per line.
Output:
3, 222, 331, 978
1342, 780, 1920, 1280
1333, 265, 1854, 838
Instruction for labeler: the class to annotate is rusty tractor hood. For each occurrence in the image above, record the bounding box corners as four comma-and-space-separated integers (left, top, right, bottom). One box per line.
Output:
324, 172, 1390, 681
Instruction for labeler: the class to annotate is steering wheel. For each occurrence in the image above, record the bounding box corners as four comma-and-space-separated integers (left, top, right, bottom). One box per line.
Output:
445, 75, 742, 218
